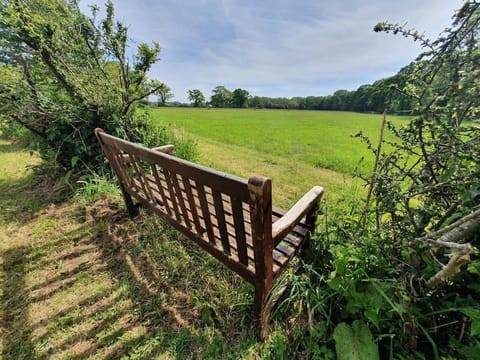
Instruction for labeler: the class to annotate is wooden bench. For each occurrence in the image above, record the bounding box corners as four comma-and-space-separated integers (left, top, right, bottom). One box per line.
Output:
95, 128, 324, 338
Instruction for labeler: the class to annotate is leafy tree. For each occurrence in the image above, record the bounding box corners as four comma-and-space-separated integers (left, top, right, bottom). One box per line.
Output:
154, 82, 174, 106
372, 1, 480, 238
210, 85, 231, 108
0, 0, 190, 174
231, 88, 250, 108
187, 89, 205, 107
340, 2, 480, 355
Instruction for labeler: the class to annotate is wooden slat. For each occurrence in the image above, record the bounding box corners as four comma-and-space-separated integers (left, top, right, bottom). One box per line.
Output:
151, 163, 172, 217
128, 154, 148, 198
182, 176, 203, 234
231, 196, 248, 266
135, 155, 158, 204
212, 190, 231, 254
112, 150, 133, 189
196, 183, 216, 245
162, 168, 182, 223
170, 173, 192, 229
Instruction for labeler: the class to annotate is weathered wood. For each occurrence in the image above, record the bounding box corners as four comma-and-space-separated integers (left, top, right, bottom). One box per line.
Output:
272, 186, 324, 243
97, 130, 250, 200
95, 128, 323, 339
212, 190, 231, 254
122, 144, 174, 164
170, 172, 192, 229
152, 144, 175, 154
182, 176, 203, 234
248, 175, 273, 339
232, 197, 249, 266
196, 183, 217, 245
151, 163, 172, 216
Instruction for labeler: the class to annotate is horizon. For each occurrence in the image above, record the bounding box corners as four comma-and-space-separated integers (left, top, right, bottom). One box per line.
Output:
79, 0, 462, 103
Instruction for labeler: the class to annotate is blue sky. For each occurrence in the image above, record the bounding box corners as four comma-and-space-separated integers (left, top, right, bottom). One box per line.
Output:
79, 0, 463, 103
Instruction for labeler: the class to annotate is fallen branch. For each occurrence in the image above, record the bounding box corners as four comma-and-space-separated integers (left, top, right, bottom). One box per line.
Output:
426, 250, 472, 288
414, 208, 480, 244
411, 209, 480, 288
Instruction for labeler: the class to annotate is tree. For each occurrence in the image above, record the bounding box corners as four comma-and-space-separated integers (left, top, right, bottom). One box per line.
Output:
154, 82, 174, 106
210, 86, 231, 108
187, 89, 205, 107
371, 0, 480, 238
0, 0, 182, 173
231, 88, 250, 108
345, 2, 480, 354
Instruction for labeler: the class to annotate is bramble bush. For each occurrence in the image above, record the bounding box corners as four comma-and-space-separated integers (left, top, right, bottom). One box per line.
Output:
274, 2, 480, 358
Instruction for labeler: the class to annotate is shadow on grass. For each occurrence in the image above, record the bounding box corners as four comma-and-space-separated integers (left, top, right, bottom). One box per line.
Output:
0, 139, 259, 359
1, 246, 36, 359
0, 141, 32, 154
1, 202, 258, 359
0, 167, 70, 226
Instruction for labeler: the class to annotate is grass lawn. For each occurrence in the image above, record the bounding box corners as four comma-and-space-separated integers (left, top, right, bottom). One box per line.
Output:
0, 110, 410, 358
151, 108, 408, 174
151, 108, 408, 208
0, 138, 274, 359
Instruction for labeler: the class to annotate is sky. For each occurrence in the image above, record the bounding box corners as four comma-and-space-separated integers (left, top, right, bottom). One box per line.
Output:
79, 0, 463, 103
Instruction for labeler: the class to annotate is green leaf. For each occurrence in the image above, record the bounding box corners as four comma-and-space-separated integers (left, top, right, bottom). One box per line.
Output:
71, 155, 79, 168
461, 308, 480, 336
333, 321, 379, 360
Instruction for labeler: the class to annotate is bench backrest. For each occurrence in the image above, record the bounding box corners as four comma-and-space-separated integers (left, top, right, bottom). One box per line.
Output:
95, 129, 272, 284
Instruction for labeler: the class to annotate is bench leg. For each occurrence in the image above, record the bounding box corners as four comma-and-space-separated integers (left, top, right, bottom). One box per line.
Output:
120, 183, 139, 217
254, 282, 272, 340
300, 203, 319, 259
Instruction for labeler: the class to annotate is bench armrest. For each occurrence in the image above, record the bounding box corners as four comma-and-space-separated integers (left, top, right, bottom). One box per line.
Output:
151, 144, 175, 154
122, 144, 175, 163
272, 186, 324, 242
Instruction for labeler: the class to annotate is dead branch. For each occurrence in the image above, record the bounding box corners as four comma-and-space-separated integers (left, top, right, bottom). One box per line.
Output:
426, 250, 472, 288
360, 111, 387, 236
411, 209, 480, 288
413, 208, 480, 244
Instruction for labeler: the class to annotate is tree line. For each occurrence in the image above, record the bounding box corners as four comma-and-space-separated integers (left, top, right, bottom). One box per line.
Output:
159, 65, 415, 114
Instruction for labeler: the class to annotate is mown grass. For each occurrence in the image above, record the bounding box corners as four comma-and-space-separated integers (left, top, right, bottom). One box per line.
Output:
0, 110, 410, 358
151, 107, 409, 176
1, 137, 298, 359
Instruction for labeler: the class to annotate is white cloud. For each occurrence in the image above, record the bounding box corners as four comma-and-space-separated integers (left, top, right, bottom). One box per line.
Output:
79, 0, 463, 102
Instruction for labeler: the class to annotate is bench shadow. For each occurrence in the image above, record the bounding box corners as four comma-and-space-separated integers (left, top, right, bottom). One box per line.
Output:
1, 199, 256, 359
1, 246, 36, 359
83, 207, 257, 358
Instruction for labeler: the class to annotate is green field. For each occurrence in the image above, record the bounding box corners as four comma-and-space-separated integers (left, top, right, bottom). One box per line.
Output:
151, 108, 408, 173
151, 108, 409, 207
